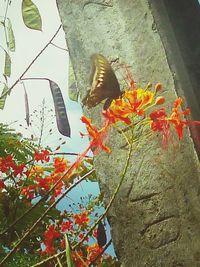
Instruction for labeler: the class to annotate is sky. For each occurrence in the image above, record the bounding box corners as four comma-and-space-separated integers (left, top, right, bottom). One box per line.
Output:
0, 0, 88, 154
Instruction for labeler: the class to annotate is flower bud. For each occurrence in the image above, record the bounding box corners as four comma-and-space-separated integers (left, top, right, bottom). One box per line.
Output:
155, 83, 162, 92
155, 96, 165, 105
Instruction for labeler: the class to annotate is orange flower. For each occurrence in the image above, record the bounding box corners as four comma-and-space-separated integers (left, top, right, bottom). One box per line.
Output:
102, 100, 132, 125
53, 157, 68, 173
81, 116, 111, 154
29, 165, 44, 177
87, 243, 103, 262
105, 88, 154, 124
169, 98, 191, 139
74, 211, 90, 226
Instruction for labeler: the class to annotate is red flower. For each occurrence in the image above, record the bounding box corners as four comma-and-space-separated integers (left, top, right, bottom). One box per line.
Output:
12, 163, 25, 177
36, 177, 51, 192
21, 185, 36, 200
149, 108, 170, 147
74, 211, 90, 226
61, 220, 73, 232
34, 150, 50, 163
43, 224, 60, 255
0, 155, 15, 173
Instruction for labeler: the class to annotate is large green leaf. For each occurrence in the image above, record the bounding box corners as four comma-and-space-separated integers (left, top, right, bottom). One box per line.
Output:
4, 51, 11, 77
49, 80, 71, 137
22, 0, 42, 31
0, 84, 9, 109
7, 18, 15, 51
65, 234, 75, 267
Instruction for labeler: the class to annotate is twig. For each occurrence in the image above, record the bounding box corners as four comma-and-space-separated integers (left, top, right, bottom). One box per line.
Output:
50, 42, 68, 52
51, 152, 92, 158
0, 25, 62, 99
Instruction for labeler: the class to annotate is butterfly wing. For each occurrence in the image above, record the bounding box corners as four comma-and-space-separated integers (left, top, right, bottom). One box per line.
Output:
82, 54, 121, 109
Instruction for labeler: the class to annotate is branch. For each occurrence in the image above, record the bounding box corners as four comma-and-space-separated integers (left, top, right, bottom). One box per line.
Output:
0, 24, 62, 99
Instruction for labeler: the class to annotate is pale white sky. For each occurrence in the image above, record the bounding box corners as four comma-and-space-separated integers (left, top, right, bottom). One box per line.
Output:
0, 0, 88, 154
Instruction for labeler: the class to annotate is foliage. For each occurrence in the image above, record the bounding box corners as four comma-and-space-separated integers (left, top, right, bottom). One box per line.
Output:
0, 123, 36, 162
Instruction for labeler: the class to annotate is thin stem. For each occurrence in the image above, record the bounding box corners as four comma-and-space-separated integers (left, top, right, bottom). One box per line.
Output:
51, 152, 92, 158
0, 25, 62, 99
38, 99, 45, 147
3, 0, 9, 24
20, 77, 50, 82
50, 42, 68, 52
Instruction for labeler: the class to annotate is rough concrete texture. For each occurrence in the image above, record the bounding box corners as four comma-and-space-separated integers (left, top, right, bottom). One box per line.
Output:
56, 0, 200, 266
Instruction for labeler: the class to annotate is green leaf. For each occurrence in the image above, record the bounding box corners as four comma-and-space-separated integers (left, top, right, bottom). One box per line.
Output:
4, 51, 11, 77
22, 0, 42, 31
64, 234, 75, 267
0, 84, 10, 109
68, 60, 79, 102
7, 18, 15, 51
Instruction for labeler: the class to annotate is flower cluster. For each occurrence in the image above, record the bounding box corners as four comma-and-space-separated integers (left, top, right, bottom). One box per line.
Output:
0, 155, 25, 176
149, 97, 200, 146
41, 205, 109, 266
81, 74, 200, 151
21, 154, 68, 201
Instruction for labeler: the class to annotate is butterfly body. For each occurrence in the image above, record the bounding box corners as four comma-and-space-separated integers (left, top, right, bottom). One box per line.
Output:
82, 54, 122, 109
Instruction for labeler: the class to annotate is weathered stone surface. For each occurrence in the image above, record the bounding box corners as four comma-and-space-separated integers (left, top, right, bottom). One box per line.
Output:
56, 0, 200, 266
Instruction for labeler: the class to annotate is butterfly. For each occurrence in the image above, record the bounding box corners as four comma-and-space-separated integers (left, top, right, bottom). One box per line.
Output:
82, 54, 122, 110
